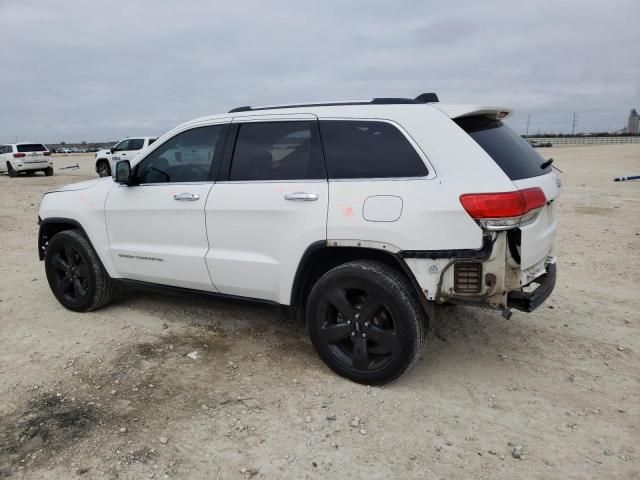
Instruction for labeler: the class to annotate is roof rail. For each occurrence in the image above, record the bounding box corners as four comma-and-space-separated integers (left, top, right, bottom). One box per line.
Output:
228, 93, 439, 113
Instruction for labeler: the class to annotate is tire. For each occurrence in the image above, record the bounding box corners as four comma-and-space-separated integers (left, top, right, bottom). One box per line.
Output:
44, 166, 54, 176
44, 230, 115, 312
306, 260, 427, 384
96, 160, 111, 177
7, 162, 17, 177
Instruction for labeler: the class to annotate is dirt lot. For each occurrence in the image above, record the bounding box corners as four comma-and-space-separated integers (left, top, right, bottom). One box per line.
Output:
0, 146, 639, 479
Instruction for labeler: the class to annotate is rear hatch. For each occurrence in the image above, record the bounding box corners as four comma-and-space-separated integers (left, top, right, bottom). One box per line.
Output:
17, 144, 50, 163
455, 116, 560, 270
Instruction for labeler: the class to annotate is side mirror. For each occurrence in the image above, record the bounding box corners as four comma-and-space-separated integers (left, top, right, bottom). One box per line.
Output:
114, 160, 132, 184
110, 147, 115, 154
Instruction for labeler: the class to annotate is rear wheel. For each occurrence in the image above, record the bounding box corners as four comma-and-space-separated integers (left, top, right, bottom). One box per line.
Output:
45, 230, 115, 312
44, 166, 54, 176
7, 162, 17, 177
306, 260, 427, 384
96, 160, 111, 177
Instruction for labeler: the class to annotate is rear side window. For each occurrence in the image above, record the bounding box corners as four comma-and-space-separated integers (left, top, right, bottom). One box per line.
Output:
17, 144, 47, 153
319, 120, 428, 179
230, 121, 325, 181
455, 116, 550, 180
148, 138, 157, 146
128, 138, 145, 150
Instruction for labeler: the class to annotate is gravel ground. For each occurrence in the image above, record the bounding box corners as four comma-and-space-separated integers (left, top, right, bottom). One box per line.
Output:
0, 146, 639, 479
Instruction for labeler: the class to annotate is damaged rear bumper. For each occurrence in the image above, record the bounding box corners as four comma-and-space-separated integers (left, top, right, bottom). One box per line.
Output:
507, 262, 556, 312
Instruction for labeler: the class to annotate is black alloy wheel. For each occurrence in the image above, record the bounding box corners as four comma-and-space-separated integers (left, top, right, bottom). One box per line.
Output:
49, 244, 90, 304
307, 261, 427, 384
44, 230, 115, 311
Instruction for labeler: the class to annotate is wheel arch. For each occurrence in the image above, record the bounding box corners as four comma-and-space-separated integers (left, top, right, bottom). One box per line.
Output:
38, 217, 90, 260
290, 242, 429, 320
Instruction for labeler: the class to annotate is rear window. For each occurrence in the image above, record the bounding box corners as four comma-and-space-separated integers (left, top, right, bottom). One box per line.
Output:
455, 116, 550, 180
17, 144, 47, 153
320, 120, 428, 179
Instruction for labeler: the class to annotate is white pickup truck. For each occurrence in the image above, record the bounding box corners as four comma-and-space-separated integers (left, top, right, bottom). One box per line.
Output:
95, 137, 157, 177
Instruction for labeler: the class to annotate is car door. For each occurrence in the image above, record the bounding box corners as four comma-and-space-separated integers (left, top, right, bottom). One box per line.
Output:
105, 123, 229, 291
0, 146, 7, 172
110, 139, 130, 167
205, 115, 328, 304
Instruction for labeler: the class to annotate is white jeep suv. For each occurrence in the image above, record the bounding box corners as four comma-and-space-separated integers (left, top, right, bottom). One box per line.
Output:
1, 143, 53, 176
95, 136, 157, 177
38, 94, 559, 384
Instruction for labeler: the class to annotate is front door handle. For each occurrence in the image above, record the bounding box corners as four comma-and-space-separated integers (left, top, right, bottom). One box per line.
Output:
284, 192, 319, 201
173, 192, 200, 201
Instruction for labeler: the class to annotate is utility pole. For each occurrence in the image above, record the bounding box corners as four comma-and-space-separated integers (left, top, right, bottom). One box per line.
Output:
571, 113, 578, 135
526, 114, 531, 136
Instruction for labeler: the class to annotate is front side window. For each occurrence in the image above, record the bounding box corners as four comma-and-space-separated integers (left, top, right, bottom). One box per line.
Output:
113, 139, 130, 152
319, 120, 428, 179
229, 121, 324, 181
134, 125, 225, 184
128, 138, 145, 150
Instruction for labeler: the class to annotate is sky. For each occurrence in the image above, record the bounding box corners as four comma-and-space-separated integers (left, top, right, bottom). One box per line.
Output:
1, 0, 638, 143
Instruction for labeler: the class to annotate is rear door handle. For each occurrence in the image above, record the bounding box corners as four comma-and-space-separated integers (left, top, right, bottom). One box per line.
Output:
173, 192, 200, 201
284, 192, 319, 201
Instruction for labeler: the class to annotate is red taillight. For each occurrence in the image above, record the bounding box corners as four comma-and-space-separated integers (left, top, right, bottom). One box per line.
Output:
460, 187, 546, 219
43, 151, 51, 156
13, 152, 26, 158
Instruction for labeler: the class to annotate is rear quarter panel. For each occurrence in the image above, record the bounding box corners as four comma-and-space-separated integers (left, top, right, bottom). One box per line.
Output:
322, 107, 516, 251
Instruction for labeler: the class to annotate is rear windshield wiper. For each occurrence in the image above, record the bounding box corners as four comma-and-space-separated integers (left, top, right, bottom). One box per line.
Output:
540, 158, 564, 173
540, 158, 554, 170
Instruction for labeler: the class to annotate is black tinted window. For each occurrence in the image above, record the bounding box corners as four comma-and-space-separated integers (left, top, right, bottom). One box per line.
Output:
320, 120, 427, 179
230, 122, 324, 181
113, 139, 130, 151
128, 138, 145, 150
135, 125, 225, 183
17, 144, 47, 152
148, 138, 157, 146
455, 117, 550, 180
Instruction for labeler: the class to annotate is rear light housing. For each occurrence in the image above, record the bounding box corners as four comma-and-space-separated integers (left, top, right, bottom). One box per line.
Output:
460, 187, 546, 230
43, 151, 51, 156
13, 152, 26, 158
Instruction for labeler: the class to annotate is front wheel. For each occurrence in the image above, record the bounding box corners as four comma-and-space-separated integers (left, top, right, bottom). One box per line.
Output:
96, 160, 111, 177
306, 261, 427, 384
44, 230, 115, 312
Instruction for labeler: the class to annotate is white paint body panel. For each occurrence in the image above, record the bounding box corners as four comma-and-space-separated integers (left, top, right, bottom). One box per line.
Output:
104, 183, 217, 291
513, 171, 561, 269
38, 101, 559, 308
205, 181, 328, 304
1, 144, 52, 173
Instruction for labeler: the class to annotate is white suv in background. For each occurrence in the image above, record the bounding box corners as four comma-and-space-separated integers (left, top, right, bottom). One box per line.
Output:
37, 94, 559, 384
95, 136, 157, 177
0, 143, 53, 176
